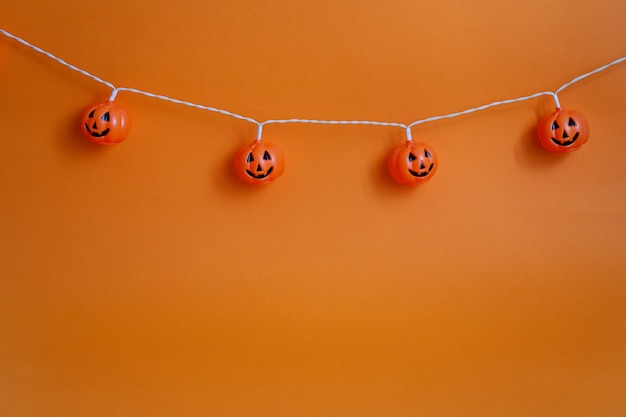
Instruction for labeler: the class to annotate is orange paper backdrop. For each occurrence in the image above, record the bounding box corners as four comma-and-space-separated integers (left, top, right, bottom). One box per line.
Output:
1, 1, 626, 416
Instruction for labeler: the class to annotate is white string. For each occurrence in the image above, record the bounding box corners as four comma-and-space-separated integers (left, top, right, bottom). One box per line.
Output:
0, 28, 115, 90
260, 118, 407, 129
555, 56, 626, 95
408, 91, 558, 127
112, 87, 259, 125
256, 118, 408, 141
1, 27, 624, 141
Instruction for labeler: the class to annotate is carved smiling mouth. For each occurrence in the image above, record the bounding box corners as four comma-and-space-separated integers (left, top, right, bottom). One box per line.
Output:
551, 132, 579, 146
85, 125, 110, 138
245, 166, 274, 179
408, 164, 434, 177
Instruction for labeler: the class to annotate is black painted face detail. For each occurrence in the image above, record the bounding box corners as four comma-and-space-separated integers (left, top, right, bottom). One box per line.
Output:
84, 110, 111, 137
550, 117, 580, 146
245, 150, 274, 179
407, 150, 434, 177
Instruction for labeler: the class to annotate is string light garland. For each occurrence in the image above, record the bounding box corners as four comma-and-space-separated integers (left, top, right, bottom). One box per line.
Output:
1, 27, 625, 185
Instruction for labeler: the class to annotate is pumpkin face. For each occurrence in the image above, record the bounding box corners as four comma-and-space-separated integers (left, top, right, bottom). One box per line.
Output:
537, 108, 589, 152
234, 141, 285, 184
81, 100, 131, 145
388, 141, 438, 185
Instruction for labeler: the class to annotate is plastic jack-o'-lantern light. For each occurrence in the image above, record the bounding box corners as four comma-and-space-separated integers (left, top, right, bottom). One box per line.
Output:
234, 140, 286, 185
81, 100, 131, 145
388, 141, 438, 185
537, 108, 590, 153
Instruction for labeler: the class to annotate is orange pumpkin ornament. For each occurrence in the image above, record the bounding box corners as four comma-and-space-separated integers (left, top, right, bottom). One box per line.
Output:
537, 108, 589, 152
234, 140, 285, 185
81, 100, 131, 145
388, 141, 438, 185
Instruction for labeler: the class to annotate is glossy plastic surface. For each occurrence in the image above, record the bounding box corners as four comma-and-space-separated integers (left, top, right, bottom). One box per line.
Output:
233, 140, 285, 184
537, 108, 590, 152
80, 100, 131, 145
388, 141, 438, 185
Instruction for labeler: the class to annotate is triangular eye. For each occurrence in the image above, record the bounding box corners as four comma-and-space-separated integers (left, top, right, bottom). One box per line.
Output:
88, 109, 95, 118
424, 149, 431, 158
408, 153, 417, 162
246, 153, 254, 163
263, 151, 271, 161
551, 121, 559, 130
568, 117, 576, 127
101, 112, 110, 122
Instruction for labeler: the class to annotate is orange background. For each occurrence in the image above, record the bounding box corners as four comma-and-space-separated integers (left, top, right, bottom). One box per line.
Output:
1, 1, 626, 416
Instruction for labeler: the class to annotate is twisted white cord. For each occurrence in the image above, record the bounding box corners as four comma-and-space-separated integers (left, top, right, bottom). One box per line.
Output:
1, 27, 624, 142
555, 56, 626, 95
112, 87, 259, 125
0, 28, 115, 90
408, 91, 558, 128
261, 118, 406, 128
